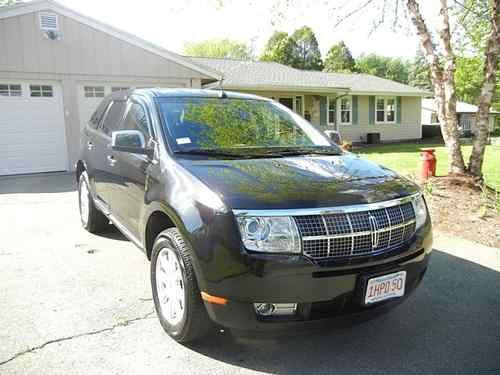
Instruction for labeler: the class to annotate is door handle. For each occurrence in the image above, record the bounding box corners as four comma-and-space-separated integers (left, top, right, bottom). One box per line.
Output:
87, 141, 95, 151
106, 155, 117, 167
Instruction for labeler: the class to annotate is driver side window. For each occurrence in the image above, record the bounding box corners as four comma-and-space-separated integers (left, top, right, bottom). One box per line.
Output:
121, 102, 151, 141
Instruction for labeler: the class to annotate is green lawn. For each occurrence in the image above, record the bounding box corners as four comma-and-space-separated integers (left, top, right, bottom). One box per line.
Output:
355, 142, 500, 190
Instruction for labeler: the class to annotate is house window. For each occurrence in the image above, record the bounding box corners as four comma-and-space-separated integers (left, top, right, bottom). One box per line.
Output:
84, 86, 105, 98
339, 96, 352, 124
431, 113, 438, 124
295, 96, 303, 116
376, 96, 397, 123
111, 87, 129, 92
30, 85, 53, 97
0, 84, 22, 97
327, 97, 336, 125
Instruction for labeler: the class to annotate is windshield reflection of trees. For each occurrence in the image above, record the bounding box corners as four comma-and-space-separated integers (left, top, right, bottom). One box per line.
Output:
181, 99, 314, 149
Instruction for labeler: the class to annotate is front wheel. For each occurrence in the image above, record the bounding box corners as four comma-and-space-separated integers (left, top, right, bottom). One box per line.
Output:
151, 228, 213, 343
78, 171, 108, 233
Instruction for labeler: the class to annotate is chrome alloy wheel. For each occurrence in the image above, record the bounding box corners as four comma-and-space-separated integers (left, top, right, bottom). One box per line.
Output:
156, 247, 185, 326
79, 177, 90, 226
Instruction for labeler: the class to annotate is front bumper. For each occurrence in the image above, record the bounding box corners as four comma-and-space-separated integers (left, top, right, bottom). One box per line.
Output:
204, 248, 430, 331
200, 221, 432, 331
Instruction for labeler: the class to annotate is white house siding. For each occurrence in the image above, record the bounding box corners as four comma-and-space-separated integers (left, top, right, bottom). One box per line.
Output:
0, 10, 211, 173
339, 96, 421, 143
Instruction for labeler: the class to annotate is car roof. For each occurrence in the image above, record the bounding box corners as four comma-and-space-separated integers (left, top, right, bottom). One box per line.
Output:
109, 88, 270, 101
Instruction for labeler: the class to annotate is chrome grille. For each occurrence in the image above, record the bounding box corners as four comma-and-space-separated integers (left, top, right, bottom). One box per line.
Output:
294, 201, 416, 260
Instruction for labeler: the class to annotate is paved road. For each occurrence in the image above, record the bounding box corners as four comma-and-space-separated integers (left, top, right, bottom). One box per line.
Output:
1, 173, 499, 375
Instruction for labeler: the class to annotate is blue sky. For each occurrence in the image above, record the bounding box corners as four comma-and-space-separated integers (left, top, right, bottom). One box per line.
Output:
58, 0, 440, 60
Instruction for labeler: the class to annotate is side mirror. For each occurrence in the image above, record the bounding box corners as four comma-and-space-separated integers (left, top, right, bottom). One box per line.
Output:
111, 130, 153, 158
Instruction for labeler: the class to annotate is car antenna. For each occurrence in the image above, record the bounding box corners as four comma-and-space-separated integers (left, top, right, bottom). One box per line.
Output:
217, 76, 227, 99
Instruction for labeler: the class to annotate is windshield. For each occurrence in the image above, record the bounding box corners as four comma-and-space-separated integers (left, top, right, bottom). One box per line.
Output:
157, 97, 341, 156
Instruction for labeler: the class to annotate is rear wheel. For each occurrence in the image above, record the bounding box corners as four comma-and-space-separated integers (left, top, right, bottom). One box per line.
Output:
151, 228, 213, 343
78, 171, 108, 233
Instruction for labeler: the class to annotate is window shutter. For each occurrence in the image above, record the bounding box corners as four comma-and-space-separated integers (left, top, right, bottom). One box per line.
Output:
352, 95, 358, 125
369, 96, 375, 124
396, 96, 402, 124
320, 96, 327, 127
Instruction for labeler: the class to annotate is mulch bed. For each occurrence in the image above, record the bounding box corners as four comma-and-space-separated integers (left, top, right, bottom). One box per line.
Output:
423, 176, 500, 248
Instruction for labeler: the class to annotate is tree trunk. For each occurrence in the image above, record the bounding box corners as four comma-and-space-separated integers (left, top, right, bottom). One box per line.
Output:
468, 0, 500, 177
406, 0, 466, 174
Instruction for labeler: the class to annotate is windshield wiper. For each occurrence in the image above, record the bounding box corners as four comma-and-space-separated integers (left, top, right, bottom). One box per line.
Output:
174, 148, 282, 158
260, 147, 343, 156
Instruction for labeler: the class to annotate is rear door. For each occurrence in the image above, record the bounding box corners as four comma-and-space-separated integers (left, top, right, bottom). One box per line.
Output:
93, 100, 127, 205
105, 99, 154, 237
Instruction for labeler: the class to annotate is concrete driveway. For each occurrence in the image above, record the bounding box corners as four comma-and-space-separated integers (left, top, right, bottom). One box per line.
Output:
1, 173, 499, 375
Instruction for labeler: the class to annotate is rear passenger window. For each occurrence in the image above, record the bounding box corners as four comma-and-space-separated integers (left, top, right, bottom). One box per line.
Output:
89, 99, 110, 128
120, 103, 150, 140
100, 100, 126, 135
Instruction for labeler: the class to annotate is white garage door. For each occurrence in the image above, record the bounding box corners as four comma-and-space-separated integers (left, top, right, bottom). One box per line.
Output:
0, 81, 67, 176
77, 83, 180, 130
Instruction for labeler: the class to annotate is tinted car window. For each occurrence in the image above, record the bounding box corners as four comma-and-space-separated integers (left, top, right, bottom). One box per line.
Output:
158, 98, 333, 151
120, 102, 150, 140
89, 99, 110, 129
101, 100, 126, 135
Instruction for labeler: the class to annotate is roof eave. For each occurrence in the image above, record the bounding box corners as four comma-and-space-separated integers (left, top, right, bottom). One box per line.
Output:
204, 83, 351, 94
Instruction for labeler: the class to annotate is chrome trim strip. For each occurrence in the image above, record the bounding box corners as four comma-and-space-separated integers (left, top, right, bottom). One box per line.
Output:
232, 193, 420, 217
301, 220, 415, 241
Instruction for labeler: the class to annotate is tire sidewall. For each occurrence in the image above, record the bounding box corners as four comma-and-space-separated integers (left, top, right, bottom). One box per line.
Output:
78, 172, 90, 229
151, 235, 189, 339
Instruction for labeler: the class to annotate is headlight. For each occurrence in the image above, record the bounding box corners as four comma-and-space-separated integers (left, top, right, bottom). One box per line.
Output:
236, 216, 301, 254
412, 194, 428, 229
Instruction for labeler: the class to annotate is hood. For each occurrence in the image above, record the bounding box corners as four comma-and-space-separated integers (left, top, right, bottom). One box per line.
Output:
178, 153, 419, 210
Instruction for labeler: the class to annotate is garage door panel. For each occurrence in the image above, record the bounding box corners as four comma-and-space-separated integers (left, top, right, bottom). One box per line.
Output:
0, 81, 67, 176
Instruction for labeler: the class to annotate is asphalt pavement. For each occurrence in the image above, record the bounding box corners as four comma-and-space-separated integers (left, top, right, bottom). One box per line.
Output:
0, 173, 499, 375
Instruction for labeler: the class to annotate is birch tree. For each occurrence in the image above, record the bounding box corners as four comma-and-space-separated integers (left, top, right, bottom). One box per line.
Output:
468, 0, 499, 176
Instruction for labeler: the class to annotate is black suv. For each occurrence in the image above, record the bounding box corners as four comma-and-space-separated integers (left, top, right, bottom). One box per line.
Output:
77, 88, 432, 343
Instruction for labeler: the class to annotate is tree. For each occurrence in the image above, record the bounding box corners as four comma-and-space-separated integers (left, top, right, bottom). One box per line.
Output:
260, 31, 299, 66
467, 0, 499, 175
355, 54, 410, 84
323, 41, 355, 72
290, 26, 323, 70
0, 0, 20, 6
455, 56, 484, 103
408, 50, 432, 90
183, 38, 253, 60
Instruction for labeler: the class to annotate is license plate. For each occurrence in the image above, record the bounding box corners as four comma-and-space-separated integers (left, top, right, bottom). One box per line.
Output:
364, 271, 406, 305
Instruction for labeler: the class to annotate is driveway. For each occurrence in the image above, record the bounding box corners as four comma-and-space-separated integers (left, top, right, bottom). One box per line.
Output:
1, 173, 499, 375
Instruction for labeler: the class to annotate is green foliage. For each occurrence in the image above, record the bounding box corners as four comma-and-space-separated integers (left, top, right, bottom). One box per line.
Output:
355, 54, 410, 84
0, 0, 19, 6
407, 50, 432, 90
455, 56, 484, 104
290, 26, 323, 71
183, 38, 253, 60
260, 31, 299, 66
323, 41, 355, 73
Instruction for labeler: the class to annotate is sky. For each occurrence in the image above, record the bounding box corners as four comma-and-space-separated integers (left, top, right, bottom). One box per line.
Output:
56, 0, 437, 60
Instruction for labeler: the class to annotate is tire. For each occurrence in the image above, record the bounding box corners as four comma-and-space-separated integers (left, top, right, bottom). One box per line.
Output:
78, 171, 108, 233
151, 228, 213, 343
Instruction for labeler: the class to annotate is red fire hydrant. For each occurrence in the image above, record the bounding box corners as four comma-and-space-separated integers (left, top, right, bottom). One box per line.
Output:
420, 148, 437, 181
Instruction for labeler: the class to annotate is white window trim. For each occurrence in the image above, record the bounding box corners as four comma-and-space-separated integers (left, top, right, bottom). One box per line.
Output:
375, 96, 397, 124
276, 96, 304, 116
337, 95, 352, 125
327, 96, 336, 126
294, 95, 305, 117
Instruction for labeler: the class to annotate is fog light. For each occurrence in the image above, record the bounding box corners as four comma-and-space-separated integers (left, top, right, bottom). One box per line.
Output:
254, 303, 297, 316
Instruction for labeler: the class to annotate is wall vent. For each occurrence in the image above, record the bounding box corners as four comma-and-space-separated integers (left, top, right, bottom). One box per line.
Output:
39, 12, 59, 31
